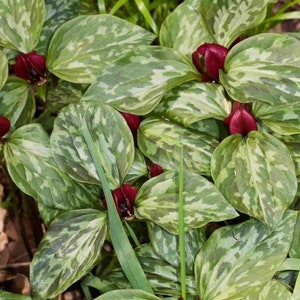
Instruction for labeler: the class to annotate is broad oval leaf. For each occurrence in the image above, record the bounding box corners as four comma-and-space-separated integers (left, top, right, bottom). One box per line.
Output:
153, 81, 230, 126
138, 117, 219, 176
211, 131, 297, 230
31, 209, 107, 299
253, 101, 300, 135
50, 102, 134, 188
221, 33, 300, 106
135, 171, 238, 234
199, 0, 271, 47
47, 14, 155, 83
4, 124, 101, 222
148, 222, 206, 274
81, 46, 199, 115
0, 291, 31, 300
195, 211, 297, 300
290, 211, 300, 258
94, 289, 161, 300
0, 0, 45, 52
159, 0, 213, 55
0, 78, 34, 130
35, 0, 80, 54
0, 50, 8, 89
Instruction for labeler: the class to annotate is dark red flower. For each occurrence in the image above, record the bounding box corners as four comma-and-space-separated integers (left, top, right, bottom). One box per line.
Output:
149, 163, 164, 177
192, 43, 228, 82
0, 117, 10, 139
121, 112, 141, 137
224, 102, 258, 136
103, 184, 138, 219
14, 51, 46, 85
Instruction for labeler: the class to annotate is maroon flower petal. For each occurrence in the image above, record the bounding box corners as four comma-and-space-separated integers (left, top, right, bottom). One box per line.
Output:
229, 108, 258, 136
0, 117, 10, 138
121, 184, 138, 208
149, 163, 164, 177
121, 112, 141, 136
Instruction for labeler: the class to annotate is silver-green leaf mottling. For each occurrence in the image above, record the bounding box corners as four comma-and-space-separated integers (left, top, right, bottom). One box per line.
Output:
221, 34, 300, 106
50, 102, 134, 188
138, 117, 219, 176
0, 0, 45, 52
0, 50, 8, 90
31, 209, 107, 299
135, 171, 238, 234
94, 289, 161, 300
47, 14, 155, 83
81, 46, 199, 115
211, 131, 297, 230
195, 210, 297, 300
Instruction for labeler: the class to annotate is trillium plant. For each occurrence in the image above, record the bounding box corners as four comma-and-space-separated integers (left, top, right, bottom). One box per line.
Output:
1, 0, 300, 299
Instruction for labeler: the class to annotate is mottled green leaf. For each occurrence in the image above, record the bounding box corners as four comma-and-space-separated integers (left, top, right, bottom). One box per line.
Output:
211, 131, 297, 230
0, 78, 34, 130
81, 46, 199, 115
0, 0, 45, 52
159, 0, 212, 55
195, 211, 297, 300
36, 0, 80, 54
47, 14, 155, 83
290, 212, 300, 259
135, 171, 238, 234
153, 81, 230, 126
221, 34, 300, 106
124, 148, 148, 184
50, 102, 134, 188
46, 79, 88, 112
4, 124, 101, 220
199, 0, 271, 47
31, 209, 107, 299
187, 118, 220, 139
0, 291, 31, 300
94, 289, 161, 300
138, 117, 219, 176
148, 222, 206, 274
253, 101, 300, 135
0, 50, 8, 89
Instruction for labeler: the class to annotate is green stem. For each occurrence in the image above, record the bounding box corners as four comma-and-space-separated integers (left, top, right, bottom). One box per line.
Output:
81, 118, 153, 294
178, 141, 186, 300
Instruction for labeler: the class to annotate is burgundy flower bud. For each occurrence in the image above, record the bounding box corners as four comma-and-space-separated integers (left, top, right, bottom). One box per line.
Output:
149, 163, 164, 177
224, 102, 258, 136
103, 184, 138, 219
121, 112, 141, 137
14, 51, 46, 85
0, 117, 10, 139
192, 43, 228, 82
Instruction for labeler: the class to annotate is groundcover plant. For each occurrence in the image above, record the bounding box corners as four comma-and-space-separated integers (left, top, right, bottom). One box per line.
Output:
0, 0, 300, 299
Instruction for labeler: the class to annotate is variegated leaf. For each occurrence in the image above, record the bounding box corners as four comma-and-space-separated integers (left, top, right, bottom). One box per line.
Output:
253, 101, 300, 135
290, 211, 300, 258
0, 0, 45, 52
31, 209, 107, 299
0, 78, 34, 130
94, 289, 161, 300
135, 171, 238, 234
47, 15, 155, 83
4, 124, 101, 220
195, 210, 297, 300
199, 0, 271, 47
138, 117, 219, 175
211, 131, 297, 230
104, 244, 197, 297
187, 119, 220, 139
36, 0, 80, 54
124, 148, 148, 184
221, 33, 300, 106
50, 102, 134, 188
0, 50, 8, 89
81, 46, 199, 115
153, 81, 230, 126
0, 291, 31, 300
159, 0, 213, 55
46, 79, 88, 112
148, 222, 206, 274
